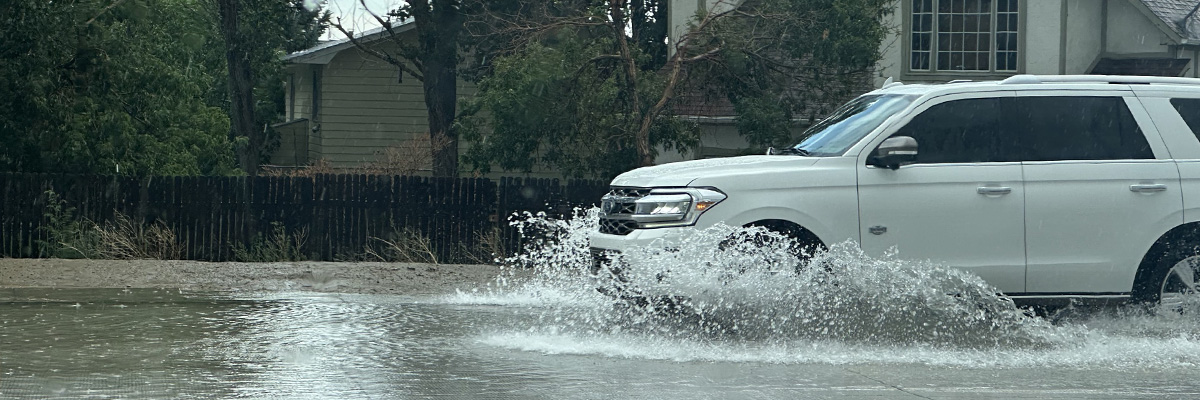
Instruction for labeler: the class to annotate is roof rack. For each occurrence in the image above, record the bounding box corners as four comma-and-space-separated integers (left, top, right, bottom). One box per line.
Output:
1000, 74, 1200, 85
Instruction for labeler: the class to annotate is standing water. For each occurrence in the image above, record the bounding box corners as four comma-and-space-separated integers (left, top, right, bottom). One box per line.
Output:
2, 209, 1200, 398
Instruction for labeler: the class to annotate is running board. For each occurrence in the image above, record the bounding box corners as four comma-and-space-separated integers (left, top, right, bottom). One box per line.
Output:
1004, 293, 1130, 308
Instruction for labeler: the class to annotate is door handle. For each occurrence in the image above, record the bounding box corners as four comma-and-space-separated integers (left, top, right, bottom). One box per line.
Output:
977, 186, 1012, 195
1130, 184, 1168, 193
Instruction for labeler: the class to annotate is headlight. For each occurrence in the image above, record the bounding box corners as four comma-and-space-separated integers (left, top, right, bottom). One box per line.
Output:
609, 188, 726, 229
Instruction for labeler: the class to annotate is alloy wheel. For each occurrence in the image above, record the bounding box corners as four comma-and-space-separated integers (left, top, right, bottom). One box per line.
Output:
1160, 256, 1200, 311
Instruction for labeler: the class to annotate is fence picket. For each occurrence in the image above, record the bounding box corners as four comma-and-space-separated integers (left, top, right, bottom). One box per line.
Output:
0, 173, 607, 262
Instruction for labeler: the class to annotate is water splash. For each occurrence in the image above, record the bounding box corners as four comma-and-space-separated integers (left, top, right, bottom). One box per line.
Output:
448, 210, 1200, 368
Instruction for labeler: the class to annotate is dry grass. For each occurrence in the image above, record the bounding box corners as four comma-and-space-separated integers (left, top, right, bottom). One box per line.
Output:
364, 228, 440, 264
262, 134, 452, 178
361, 134, 452, 176
91, 214, 183, 260
458, 228, 507, 265
261, 159, 336, 178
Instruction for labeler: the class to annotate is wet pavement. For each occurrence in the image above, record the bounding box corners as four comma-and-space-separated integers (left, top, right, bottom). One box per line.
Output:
2, 288, 1198, 399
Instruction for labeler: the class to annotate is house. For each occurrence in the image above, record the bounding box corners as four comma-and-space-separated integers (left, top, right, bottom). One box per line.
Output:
875, 0, 1200, 86
274, 22, 470, 171
278, 0, 1200, 171
272, 14, 751, 173
275, 0, 819, 172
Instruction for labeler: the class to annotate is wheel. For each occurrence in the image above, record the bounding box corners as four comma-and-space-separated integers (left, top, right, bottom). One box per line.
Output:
1158, 256, 1200, 311
1133, 240, 1200, 311
721, 221, 825, 274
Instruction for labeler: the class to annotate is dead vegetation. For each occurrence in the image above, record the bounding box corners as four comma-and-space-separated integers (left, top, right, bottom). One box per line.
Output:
263, 134, 452, 178
92, 214, 184, 260
364, 228, 440, 264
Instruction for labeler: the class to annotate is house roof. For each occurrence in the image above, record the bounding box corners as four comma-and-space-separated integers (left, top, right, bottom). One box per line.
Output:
672, 91, 737, 119
283, 21, 415, 64
1091, 57, 1192, 76
1136, 0, 1200, 42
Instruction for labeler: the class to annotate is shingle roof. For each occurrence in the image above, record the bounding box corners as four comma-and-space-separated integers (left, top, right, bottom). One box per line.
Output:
1090, 57, 1192, 76
1138, 0, 1200, 41
672, 91, 737, 118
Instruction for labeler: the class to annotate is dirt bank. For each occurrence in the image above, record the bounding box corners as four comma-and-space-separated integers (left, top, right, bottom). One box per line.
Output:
0, 258, 514, 295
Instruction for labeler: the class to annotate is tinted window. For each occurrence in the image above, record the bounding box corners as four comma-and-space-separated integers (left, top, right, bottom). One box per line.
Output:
890, 97, 1017, 163
1170, 98, 1200, 141
1014, 97, 1152, 161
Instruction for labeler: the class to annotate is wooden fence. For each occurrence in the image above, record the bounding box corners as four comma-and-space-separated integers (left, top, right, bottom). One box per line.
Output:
0, 173, 609, 262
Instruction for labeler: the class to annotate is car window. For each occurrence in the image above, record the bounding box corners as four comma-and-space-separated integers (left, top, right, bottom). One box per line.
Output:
1013, 96, 1152, 161
793, 94, 918, 156
889, 97, 1017, 163
1170, 98, 1200, 143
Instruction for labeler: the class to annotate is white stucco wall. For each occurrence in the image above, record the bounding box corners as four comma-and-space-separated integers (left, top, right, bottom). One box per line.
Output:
1187, 50, 1200, 78
874, 0, 1193, 82
1065, 0, 1105, 73
1025, 0, 1065, 74
668, 0, 742, 49
1106, 0, 1172, 55
875, 2, 905, 87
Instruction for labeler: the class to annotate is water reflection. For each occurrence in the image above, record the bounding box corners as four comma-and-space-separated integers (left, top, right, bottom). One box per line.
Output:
3, 288, 1200, 399
0, 289, 522, 399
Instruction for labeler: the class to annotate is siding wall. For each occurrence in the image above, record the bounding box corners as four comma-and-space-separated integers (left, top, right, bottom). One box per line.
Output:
286, 21, 748, 177
316, 39, 476, 170
269, 119, 310, 166
291, 66, 314, 120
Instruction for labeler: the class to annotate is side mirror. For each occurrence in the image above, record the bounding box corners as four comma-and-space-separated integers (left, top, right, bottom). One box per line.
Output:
867, 136, 918, 170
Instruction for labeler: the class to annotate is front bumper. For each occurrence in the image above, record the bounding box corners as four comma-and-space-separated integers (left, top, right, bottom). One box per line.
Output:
589, 228, 697, 312
589, 226, 688, 253
589, 246, 694, 313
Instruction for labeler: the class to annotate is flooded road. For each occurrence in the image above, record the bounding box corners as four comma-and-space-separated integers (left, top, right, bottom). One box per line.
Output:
2, 287, 1199, 399
4, 215, 1200, 398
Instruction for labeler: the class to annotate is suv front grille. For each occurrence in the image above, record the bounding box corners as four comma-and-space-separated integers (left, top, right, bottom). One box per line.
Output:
598, 187, 650, 236
599, 218, 639, 235
609, 188, 651, 198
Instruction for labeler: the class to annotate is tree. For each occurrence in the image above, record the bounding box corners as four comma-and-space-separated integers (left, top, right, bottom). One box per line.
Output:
0, 0, 238, 175
217, 0, 262, 176
216, 0, 328, 176
459, 0, 893, 178
332, 0, 467, 177
698, 0, 892, 148
0, 0, 326, 176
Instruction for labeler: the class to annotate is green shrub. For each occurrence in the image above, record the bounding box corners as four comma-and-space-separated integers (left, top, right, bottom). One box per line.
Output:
36, 190, 101, 259
233, 222, 308, 262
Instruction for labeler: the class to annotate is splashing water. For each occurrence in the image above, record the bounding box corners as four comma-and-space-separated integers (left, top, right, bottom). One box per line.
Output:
447, 210, 1200, 369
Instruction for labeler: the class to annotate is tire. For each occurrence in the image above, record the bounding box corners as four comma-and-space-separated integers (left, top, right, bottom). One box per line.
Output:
1133, 239, 1200, 311
722, 221, 825, 273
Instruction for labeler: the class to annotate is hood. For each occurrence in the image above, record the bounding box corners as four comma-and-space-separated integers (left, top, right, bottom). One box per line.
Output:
610, 155, 821, 187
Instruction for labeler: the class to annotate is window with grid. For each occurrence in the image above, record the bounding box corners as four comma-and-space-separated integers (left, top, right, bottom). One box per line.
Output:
910, 0, 1019, 72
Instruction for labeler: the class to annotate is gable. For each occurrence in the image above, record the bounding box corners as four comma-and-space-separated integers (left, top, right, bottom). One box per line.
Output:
284, 22, 416, 65
1134, 0, 1200, 42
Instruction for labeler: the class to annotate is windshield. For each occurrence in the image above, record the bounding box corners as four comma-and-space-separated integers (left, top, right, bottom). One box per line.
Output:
792, 94, 917, 156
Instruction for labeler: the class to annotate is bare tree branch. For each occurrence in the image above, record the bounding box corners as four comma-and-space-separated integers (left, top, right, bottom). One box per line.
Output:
83, 0, 127, 26
332, 18, 425, 82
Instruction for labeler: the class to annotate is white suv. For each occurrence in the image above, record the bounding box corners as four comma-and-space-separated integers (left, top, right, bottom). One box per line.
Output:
591, 74, 1200, 308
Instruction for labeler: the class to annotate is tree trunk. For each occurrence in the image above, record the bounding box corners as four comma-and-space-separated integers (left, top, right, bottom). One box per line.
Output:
424, 57, 458, 177
412, 0, 462, 177
217, 0, 261, 176
609, 0, 653, 167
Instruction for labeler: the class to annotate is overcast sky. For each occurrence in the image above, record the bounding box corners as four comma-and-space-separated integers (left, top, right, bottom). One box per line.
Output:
319, 0, 406, 40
